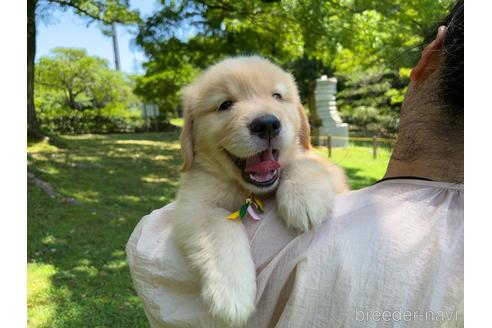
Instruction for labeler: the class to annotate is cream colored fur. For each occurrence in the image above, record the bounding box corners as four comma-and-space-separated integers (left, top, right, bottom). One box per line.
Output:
172, 56, 349, 326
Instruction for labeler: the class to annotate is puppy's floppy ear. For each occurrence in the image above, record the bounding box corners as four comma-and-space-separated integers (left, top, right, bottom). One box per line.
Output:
288, 72, 311, 150
180, 86, 195, 171
297, 103, 311, 150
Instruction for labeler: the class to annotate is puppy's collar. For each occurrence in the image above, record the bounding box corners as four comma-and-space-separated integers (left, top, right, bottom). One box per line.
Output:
227, 193, 264, 221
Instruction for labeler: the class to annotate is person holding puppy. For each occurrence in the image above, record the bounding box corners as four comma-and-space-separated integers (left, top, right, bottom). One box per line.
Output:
127, 1, 463, 327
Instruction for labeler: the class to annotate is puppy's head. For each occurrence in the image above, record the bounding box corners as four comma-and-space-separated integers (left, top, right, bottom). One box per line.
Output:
180, 56, 310, 194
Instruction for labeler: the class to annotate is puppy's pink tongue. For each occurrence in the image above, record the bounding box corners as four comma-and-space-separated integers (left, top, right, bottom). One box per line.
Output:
245, 148, 280, 174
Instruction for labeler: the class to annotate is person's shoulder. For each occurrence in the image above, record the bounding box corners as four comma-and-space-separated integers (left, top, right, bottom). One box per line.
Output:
302, 179, 464, 267
332, 184, 382, 218
330, 179, 463, 234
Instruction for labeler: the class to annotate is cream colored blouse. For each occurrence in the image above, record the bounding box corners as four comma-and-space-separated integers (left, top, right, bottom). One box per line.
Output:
126, 179, 464, 327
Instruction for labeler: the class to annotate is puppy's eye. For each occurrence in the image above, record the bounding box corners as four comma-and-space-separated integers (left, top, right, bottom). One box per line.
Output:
218, 100, 233, 111
272, 93, 282, 100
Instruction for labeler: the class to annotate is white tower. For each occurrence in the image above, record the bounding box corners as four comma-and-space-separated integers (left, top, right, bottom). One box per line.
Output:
314, 76, 349, 147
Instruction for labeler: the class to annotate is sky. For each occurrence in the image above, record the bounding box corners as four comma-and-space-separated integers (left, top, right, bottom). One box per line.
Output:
36, 1, 160, 74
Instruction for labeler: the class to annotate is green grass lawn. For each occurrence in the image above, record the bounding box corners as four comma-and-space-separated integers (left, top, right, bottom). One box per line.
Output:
314, 142, 392, 189
27, 132, 391, 327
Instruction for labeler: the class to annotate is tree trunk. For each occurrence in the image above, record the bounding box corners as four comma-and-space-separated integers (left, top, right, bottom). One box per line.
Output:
28, 0, 42, 139
111, 23, 121, 71
67, 89, 77, 110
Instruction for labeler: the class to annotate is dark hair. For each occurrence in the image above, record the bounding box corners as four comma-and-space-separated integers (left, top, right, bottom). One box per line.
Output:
425, 1, 464, 116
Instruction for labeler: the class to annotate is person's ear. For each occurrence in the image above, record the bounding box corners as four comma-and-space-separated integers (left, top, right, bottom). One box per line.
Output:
411, 26, 447, 82
180, 86, 195, 171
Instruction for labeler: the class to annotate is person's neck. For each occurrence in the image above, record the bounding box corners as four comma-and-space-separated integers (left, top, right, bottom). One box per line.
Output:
384, 119, 463, 183
383, 74, 463, 184
384, 156, 463, 183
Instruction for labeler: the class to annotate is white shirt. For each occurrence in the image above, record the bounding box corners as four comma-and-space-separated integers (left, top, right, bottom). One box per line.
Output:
126, 179, 464, 327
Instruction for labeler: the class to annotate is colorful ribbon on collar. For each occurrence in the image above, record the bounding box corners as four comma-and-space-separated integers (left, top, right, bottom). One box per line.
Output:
227, 193, 264, 221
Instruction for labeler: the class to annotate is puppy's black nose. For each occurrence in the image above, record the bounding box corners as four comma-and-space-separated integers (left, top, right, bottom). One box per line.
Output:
249, 115, 281, 140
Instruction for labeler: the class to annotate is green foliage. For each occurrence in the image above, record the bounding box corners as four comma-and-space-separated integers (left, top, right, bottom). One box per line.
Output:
29, 0, 142, 137
39, 0, 141, 25
37, 105, 144, 134
336, 67, 406, 134
35, 48, 143, 133
133, 0, 341, 111
134, 0, 454, 126
134, 51, 199, 115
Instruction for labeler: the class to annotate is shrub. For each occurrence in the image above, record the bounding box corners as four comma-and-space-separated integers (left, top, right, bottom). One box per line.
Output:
38, 104, 144, 134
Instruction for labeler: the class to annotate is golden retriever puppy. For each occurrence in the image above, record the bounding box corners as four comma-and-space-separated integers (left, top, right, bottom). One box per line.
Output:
172, 56, 348, 326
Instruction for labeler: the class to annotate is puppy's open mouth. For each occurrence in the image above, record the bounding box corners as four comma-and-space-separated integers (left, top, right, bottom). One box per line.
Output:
224, 147, 280, 187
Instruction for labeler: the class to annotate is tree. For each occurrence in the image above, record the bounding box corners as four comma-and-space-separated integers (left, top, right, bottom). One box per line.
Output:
35, 48, 141, 134
336, 67, 408, 135
134, 0, 454, 133
28, 0, 40, 139
134, 0, 319, 113
36, 48, 133, 110
27, 0, 140, 139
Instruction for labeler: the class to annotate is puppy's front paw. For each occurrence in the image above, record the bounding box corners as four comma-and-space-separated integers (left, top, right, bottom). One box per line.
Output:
203, 276, 256, 327
276, 165, 335, 232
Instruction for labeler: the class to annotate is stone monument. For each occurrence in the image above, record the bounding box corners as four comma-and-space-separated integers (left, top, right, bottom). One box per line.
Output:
313, 76, 349, 147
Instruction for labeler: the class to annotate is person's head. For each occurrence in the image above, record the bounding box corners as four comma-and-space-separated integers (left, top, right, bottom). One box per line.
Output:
393, 0, 464, 163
